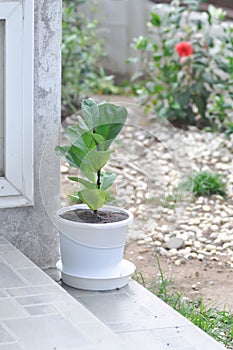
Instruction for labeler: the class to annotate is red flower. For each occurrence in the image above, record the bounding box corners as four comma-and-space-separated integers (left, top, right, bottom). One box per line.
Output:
175, 41, 193, 58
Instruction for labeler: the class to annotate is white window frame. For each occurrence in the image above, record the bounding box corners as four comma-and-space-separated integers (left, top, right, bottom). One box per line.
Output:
0, 0, 34, 208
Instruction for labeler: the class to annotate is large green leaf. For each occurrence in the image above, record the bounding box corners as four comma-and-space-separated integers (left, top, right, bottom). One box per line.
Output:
80, 99, 128, 150
78, 189, 106, 210
68, 176, 97, 189
55, 145, 85, 169
81, 149, 111, 173
94, 103, 127, 148
100, 171, 116, 190
82, 98, 99, 130
65, 124, 105, 152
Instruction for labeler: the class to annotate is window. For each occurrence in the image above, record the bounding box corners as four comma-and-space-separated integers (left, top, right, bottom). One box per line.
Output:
0, 1, 34, 208
0, 20, 4, 177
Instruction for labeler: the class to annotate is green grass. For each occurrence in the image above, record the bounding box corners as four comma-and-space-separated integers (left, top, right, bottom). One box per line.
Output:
133, 252, 233, 348
181, 171, 227, 197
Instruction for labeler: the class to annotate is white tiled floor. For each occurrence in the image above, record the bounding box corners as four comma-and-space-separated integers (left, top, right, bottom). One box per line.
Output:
0, 236, 227, 350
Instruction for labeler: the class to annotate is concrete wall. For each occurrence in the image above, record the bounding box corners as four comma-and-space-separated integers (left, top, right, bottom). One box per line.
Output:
0, 21, 4, 177
86, 0, 148, 76
0, 0, 62, 268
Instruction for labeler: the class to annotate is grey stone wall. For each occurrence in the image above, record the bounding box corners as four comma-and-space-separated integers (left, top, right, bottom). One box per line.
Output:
0, 0, 62, 268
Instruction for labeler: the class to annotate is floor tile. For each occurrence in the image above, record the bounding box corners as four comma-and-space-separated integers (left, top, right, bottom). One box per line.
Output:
0, 344, 22, 350
0, 300, 26, 320
0, 324, 14, 343
15, 292, 70, 307
119, 331, 165, 350
6, 285, 65, 298
24, 304, 58, 316
0, 238, 9, 245
0, 252, 34, 269
6, 315, 91, 350
0, 264, 26, 289
16, 268, 55, 286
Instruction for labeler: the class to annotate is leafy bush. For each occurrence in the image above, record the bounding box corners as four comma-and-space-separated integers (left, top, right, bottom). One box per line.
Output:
181, 170, 227, 197
131, 0, 233, 130
62, 0, 117, 117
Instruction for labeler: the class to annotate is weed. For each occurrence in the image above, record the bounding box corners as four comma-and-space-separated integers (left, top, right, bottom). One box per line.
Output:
181, 171, 227, 197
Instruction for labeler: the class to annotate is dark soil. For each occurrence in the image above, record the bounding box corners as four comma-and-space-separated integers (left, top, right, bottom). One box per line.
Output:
60, 208, 129, 224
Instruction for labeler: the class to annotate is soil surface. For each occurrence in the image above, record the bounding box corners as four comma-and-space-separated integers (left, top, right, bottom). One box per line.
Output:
125, 240, 233, 311
60, 208, 129, 224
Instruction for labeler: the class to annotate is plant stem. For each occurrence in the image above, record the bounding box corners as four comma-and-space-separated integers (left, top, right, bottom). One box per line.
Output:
97, 170, 101, 189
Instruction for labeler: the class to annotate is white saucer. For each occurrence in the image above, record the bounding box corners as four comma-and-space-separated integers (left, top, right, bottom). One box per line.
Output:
56, 259, 136, 291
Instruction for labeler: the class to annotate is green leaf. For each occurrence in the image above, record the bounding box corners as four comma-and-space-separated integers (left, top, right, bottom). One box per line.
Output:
151, 13, 161, 27
55, 145, 85, 169
100, 172, 116, 190
135, 36, 149, 50
153, 54, 163, 62
82, 98, 99, 130
68, 177, 97, 189
78, 189, 106, 210
94, 103, 127, 148
82, 149, 112, 173
65, 125, 97, 152
92, 133, 106, 148
68, 192, 83, 204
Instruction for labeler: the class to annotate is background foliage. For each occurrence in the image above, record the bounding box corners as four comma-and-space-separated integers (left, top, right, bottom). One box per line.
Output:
62, 0, 117, 118
131, 0, 233, 131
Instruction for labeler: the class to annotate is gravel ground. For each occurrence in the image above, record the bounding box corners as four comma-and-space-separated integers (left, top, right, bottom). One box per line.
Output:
60, 95, 233, 309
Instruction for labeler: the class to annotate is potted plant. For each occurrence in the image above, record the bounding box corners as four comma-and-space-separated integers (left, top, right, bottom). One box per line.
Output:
54, 98, 135, 291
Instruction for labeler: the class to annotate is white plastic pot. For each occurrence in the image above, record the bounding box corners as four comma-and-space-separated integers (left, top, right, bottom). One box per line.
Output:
54, 204, 135, 290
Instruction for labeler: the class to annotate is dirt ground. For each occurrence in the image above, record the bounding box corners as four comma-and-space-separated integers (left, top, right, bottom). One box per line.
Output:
124, 241, 233, 311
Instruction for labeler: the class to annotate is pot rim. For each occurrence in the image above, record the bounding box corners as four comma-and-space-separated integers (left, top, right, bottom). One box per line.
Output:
54, 204, 133, 229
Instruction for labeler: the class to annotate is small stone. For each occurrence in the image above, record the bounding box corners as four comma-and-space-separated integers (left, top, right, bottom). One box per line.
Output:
165, 237, 184, 250
61, 165, 69, 174
137, 240, 145, 246
194, 241, 202, 249
144, 236, 152, 243
192, 284, 199, 290
199, 237, 207, 243
184, 247, 192, 254
184, 240, 193, 247
174, 260, 181, 266
223, 242, 233, 250
212, 217, 222, 225
210, 256, 219, 261
206, 244, 216, 252
197, 253, 204, 261
226, 261, 233, 268
202, 205, 211, 212
168, 248, 178, 256
210, 225, 219, 232
137, 255, 144, 261
209, 232, 218, 239
152, 240, 162, 247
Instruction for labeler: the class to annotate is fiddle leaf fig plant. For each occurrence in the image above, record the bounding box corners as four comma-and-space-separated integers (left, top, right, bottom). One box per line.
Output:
56, 98, 127, 213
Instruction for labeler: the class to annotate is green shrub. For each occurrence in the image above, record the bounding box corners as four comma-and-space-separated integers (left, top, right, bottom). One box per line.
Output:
131, 0, 233, 130
181, 170, 227, 197
62, 0, 117, 117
